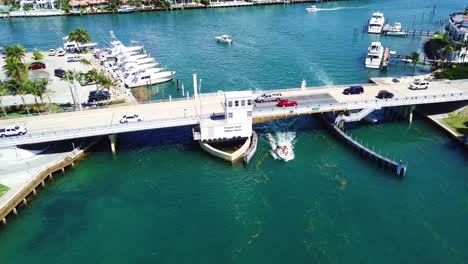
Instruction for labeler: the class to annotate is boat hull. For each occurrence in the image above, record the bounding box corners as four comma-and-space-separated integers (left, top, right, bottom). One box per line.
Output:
124, 71, 175, 88
200, 137, 251, 163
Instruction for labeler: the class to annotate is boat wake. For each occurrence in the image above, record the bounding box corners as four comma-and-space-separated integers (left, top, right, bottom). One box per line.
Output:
267, 132, 296, 162
316, 6, 368, 12
309, 62, 333, 86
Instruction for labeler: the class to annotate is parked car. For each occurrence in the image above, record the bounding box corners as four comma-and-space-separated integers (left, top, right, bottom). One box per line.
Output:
409, 79, 429, 90
48, 49, 56, 56
277, 98, 298, 107
67, 55, 81, 63
255, 93, 283, 103
120, 113, 144, 124
54, 68, 66, 78
343, 85, 364, 95
88, 90, 111, 102
28, 62, 46, 70
0, 125, 27, 137
376, 90, 394, 99
57, 48, 66, 56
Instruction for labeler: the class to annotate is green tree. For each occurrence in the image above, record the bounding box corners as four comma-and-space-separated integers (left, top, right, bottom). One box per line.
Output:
99, 74, 113, 92
5, 44, 26, 62
23, 80, 42, 112
0, 80, 8, 117
86, 69, 101, 91
68, 28, 92, 52
63, 70, 79, 109
32, 50, 44, 61
2, 57, 27, 81
5, 79, 30, 115
441, 44, 454, 68
409, 52, 420, 76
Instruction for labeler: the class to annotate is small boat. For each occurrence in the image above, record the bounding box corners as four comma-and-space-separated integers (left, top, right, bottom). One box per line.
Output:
305, 5, 318, 12
118, 5, 136, 13
275, 145, 291, 161
383, 22, 408, 37
215, 35, 233, 44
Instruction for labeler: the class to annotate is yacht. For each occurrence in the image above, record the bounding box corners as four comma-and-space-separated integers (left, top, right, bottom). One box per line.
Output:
365, 42, 384, 69
368, 12, 385, 34
275, 145, 292, 161
118, 5, 136, 13
215, 35, 233, 44
305, 5, 318, 12
124, 71, 175, 88
383, 22, 408, 37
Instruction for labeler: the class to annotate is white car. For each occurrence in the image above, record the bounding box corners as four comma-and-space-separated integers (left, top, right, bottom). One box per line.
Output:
409, 79, 429, 90
0, 124, 27, 137
56, 48, 66, 57
120, 114, 144, 124
48, 49, 56, 56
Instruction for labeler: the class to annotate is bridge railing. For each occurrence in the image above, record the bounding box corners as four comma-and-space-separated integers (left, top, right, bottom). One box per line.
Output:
253, 91, 468, 118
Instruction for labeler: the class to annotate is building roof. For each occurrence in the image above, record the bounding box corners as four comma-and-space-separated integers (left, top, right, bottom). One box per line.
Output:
224, 91, 253, 99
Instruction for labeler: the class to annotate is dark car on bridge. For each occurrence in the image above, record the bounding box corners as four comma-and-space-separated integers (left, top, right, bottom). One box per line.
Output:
277, 99, 298, 107
343, 86, 364, 95
28, 62, 46, 71
376, 90, 394, 99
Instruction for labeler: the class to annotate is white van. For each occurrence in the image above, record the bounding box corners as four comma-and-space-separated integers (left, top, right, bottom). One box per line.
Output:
0, 125, 27, 137
255, 93, 283, 103
409, 79, 429, 90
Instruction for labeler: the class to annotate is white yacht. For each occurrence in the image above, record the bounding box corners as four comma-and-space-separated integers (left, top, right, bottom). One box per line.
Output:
365, 42, 384, 69
118, 5, 136, 13
305, 5, 318, 12
368, 12, 385, 34
215, 35, 233, 44
124, 71, 176, 88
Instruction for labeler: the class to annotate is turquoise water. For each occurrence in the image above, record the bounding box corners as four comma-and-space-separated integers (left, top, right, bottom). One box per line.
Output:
1, 0, 468, 263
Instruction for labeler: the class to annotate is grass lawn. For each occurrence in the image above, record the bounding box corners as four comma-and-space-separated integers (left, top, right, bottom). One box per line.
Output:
0, 184, 9, 198
442, 113, 468, 136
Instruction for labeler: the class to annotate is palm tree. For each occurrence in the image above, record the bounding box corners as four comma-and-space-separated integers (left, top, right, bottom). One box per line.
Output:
5, 79, 30, 115
80, 58, 91, 69
37, 78, 52, 112
2, 57, 27, 81
32, 50, 44, 62
86, 69, 101, 91
441, 44, 454, 68
23, 80, 42, 112
63, 70, 79, 109
99, 74, 114, 92
5, 44, 26, 62
0, 80, 8, 117
409, 52, 420, 76
68, 28, 92, 52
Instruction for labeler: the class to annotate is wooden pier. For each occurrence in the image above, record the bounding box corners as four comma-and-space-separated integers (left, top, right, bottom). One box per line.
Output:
0, 139, 100, 226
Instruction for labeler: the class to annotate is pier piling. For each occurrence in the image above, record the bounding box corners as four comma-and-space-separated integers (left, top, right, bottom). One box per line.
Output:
109, 134, 118, 155
1, 218, 6, 225
12, 208, 17, 215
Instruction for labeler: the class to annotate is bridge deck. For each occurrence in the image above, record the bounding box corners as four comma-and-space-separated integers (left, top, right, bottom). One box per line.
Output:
0, 76, 467, 148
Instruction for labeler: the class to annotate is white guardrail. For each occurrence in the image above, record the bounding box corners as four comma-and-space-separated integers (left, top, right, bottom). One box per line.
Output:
253, 91, 468, 118
0, 91, 467, 148
0, 115, 202, 148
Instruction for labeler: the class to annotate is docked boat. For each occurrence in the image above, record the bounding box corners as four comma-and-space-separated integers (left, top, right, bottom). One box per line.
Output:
305, 5, 318, 12
365, 41, 384, 69
124, 71, 175, 88
368, 12, 385, 34
63, 37, 98, 52
383, 22, 408, 37
118, 5, 136, 13
215, 35, 233, 44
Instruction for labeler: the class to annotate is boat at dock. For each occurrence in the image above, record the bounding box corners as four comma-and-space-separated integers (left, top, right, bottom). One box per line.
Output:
215, 35, 233, 44
118, 5, 136, 13
365, 41, 384, 69
305, 5, 318, 12
368, 12, 385, 34
124, 71, 175, 88
383, 22, 408, 37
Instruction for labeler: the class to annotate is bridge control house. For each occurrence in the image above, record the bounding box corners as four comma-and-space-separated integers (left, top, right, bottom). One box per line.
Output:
193, 91, 254, 162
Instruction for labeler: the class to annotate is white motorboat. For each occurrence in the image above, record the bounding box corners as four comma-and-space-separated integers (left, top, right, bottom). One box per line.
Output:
122, 67, 165, 80
123, 62, 160, 72
368, 12, 385, 34
118, 5, 136, 13
275, 145, 292, 161
383, 22, 408, 37
305, 5, 318, 12
365, 41, 384, 69
215, 35, 233, 44
124, 71, 175, 88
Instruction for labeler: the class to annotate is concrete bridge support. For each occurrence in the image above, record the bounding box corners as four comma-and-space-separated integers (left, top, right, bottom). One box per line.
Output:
109, 134, 118, 155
